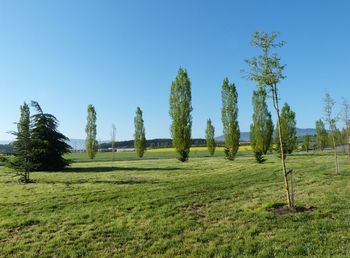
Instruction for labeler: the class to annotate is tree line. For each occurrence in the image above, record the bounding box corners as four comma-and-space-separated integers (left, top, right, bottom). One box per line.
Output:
5, 32, 350, 212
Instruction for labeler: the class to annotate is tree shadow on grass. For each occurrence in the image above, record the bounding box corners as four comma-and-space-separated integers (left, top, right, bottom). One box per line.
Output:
39, 178, 161, 185
63, 166, 181, 173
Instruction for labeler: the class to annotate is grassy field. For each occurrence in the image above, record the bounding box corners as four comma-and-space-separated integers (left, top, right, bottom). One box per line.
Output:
0, 151, 349, 257
67, 146, 252, 162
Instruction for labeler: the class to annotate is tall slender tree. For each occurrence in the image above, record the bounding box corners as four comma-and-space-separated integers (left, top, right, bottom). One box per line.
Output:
324, 92, 339, 175
245, 32, 293, 208
134, 107, 146, 158
205, 119, 216, 156
250, 89, 274, 163
169, 68, 193, 162
30, 101, 71, 171
221, 78, 240, 160
303, 135, 311, 152
111, 123, 116, 161
274, 103, 297, 158
341, 98, 350, 159
315, 119, 328, 151
85, 104, 98, 159
11, 102, 32, 182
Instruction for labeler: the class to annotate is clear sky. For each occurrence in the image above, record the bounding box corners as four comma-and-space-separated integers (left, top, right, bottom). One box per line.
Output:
1, 0, 349, 141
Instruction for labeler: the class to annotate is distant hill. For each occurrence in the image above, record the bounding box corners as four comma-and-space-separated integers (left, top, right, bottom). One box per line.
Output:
215, 128, 317, 142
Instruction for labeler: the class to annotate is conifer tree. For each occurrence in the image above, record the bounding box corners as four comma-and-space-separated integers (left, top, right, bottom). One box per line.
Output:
169, 68, 193, 162
205, 119, 216, 156
221, 78, 240, 160
11, 102, 32, 182
250, 89, 273, 163
30, 101, 71, 171
85, 104, 98, 159
134, 107, 146, 158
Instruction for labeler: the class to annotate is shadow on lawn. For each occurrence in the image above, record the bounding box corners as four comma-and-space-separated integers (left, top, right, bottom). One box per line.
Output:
63, 166, 180, 173
39, 178, 161, 185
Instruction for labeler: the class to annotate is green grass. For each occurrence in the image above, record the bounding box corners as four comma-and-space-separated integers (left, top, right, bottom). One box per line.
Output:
0, 152, 349, 257
66, 148, 252, 162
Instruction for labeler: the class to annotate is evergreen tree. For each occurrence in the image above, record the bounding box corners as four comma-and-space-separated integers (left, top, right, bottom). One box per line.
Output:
245, 32, 294, 207
205, 119, 216, 156
221, 78, 240, 160
85, 104, 98, 159
303, 135, 311, 152
315, 119, 328, 151
30, 101, 71, 171
250, 89, 273, 163
134, 107, 146, 158
274, 103, 297, 158
10, 102, 32, 182
169, 68, 193, 162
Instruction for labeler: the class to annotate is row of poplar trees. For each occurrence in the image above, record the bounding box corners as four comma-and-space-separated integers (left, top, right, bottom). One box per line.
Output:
85, 104, 146, 160
170, 32, 296, 208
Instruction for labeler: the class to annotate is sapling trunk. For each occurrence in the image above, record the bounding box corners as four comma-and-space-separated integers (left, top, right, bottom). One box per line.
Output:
272, 85, 293, 208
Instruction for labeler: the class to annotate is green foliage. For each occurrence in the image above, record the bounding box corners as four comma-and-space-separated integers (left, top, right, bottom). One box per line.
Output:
221, 78, 240, 160
250, 89, 273, 163
205, 119, 216, 156
245, 32, 286, 90
315, 119, 328, 151
274, 103, 297, 159
323, 92, 340, 174
303, 135, 311, 152
169, 67, 193, 162
134, 107, 146, 158
245, 32, 293, 208
85, 104, 98, 159
10, 102, 32, 182
30, 101, 71, 171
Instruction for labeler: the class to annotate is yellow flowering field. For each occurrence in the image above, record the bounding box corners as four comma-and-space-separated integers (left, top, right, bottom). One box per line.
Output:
148, 145, 252, 153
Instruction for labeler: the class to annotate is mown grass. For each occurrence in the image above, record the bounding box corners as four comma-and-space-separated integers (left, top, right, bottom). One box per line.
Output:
0, 152, 349, 257
67, 147, 253, 162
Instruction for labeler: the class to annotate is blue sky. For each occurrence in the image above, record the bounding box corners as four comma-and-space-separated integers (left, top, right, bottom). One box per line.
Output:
1, 0, 349, 141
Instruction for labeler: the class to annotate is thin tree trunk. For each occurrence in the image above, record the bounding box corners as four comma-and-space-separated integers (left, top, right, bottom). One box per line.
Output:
271, 85, 292, 208
331, 133, 340, 175
347, 130, 350, 160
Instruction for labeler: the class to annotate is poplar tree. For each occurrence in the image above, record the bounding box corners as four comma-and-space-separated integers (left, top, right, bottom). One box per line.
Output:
274, 103, 297, 158
315, 119, 327, 151
111, 124, 116, 161
250, 89, 273, 163
324, 92, 339, 175
205, 119, 216, 156
11, 102, 32, 183
303, 135, 311, 152
245, 32, 294, 208
85, 104, 98, 159
169, 68, 193, 162
221, 78, 240, 160
134, 107, 146, 158
341, 98, 350, 159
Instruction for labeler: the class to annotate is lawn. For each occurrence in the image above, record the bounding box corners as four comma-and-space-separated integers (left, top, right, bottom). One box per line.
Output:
0, 151, 349, 257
